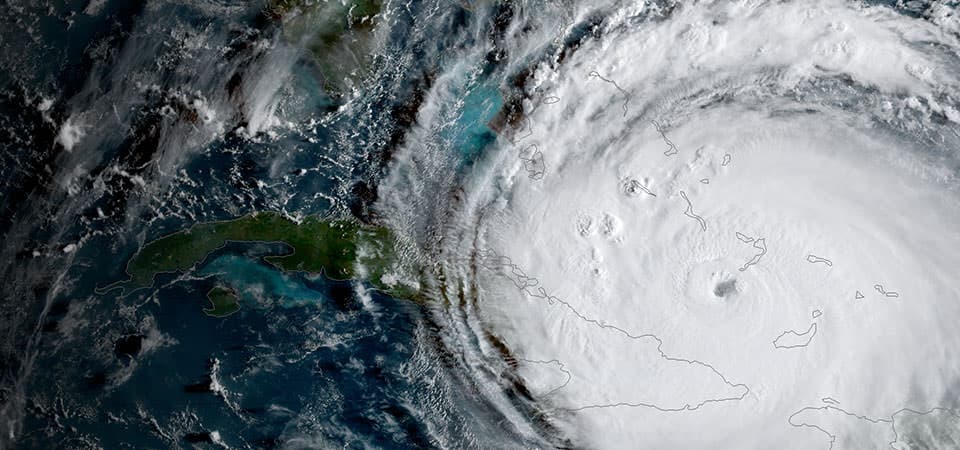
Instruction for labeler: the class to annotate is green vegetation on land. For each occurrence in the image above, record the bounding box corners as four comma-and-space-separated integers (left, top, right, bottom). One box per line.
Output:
204, 286, 241, 318
116, 212, 418, 308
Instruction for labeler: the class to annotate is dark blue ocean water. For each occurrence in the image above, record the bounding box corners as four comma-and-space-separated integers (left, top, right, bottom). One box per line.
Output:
0, 0, 530, 446
4, 0, 954, 447
89, 271, 431, 449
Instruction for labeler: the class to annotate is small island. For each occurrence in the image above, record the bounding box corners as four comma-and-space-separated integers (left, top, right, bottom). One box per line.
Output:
204, 286, 241, 318
106, 212, 418, 316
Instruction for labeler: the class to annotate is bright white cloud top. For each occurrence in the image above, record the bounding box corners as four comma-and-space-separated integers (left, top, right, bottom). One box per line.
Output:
382, 0, 960, 448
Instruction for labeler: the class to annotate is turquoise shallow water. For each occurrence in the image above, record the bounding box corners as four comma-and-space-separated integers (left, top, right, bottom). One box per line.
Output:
3, 0, 951, 448
199, 254, 324, 309
0, 1, 543, 447
451, 82, 502, 164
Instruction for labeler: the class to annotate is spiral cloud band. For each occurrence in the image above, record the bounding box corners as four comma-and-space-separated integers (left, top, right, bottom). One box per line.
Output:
413, 1, 960, 448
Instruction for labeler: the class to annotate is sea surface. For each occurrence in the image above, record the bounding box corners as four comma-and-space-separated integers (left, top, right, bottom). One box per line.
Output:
1, 0, 959, 448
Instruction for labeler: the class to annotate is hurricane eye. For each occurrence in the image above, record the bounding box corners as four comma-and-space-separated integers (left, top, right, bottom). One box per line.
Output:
713, 279, 738, 298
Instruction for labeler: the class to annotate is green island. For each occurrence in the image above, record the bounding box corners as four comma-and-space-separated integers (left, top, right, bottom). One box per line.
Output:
112, 212, 419, 316
204, 285, 241, 318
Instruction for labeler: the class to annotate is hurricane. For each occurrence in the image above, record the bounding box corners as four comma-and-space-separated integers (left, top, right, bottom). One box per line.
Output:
1, 0, 959, 448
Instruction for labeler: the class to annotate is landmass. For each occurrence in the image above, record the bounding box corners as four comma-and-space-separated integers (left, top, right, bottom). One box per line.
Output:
270, 0, 383, 96
204, 286, 241, 318
679, 190, 707, 231
788, 403, 959, 449
106, 212, 418, 315
874, 284, 900, 298
806, 254, 833, 266
738, 235, 767, 272
651, 120, 678, 155
620, 178, 656, 197
773, 323, 818, 349
519, 144, 546, 180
